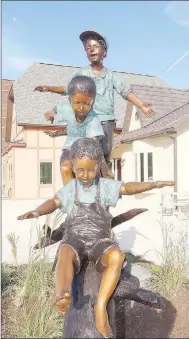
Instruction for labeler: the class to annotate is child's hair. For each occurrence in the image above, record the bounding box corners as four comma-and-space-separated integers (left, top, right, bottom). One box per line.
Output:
82, 35, 107, 58
68, 75, 96, 98
70, 138, 103, 163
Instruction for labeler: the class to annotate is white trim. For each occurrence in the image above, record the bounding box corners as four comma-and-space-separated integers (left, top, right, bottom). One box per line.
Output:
135, 152, 154, 182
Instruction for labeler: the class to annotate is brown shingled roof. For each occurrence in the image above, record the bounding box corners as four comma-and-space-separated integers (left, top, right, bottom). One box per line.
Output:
2, 141, 26, 155
114, 101, 189, 146
13, 62, 170, 129
132, 85, 189, 128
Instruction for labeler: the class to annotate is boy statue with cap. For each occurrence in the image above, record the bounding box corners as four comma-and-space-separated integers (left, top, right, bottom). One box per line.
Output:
35, 30, 154, 169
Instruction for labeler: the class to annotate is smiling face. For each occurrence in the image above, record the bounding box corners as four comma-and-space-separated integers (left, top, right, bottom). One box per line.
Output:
69, 92, 93, 122
73, 158, 99, 187
85, 39, 105, 65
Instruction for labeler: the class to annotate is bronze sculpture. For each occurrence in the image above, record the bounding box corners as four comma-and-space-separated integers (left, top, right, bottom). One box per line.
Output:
18, 138, 174, 338
35, 30, 154, 170
44, 75, 113, 184
26, 30, 176, 338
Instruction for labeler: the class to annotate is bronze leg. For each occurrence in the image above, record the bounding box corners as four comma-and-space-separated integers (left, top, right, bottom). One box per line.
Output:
94, 247, 125, 337
101, 158, 114, 179
60, 160, 74, 185
54, 244, 76, 312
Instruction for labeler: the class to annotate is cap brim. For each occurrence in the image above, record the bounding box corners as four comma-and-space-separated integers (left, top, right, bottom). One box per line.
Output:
79, 30, 105, 43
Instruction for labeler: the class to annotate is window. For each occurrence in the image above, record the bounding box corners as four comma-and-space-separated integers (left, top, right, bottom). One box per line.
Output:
8, 188, 12, 198
140, 153, 144, 182
111, 158, 122, 181
40, 162, 52, 184
136, 152, 153, 182
148, 152, 153, 181
8, 164, 12, 180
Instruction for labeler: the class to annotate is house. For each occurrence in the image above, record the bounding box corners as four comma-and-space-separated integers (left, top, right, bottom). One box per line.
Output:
2, 79, 14, 196
112, 85, 189, 212
2, 62, 170, 200
2, 64, 189, 266
2, 79, 14, 151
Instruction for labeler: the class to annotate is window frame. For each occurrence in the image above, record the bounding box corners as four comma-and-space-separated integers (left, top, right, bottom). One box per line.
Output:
8, 164, 12, 180
39, 161, 53, 186
111, 158, 122, 181
135, 152, 154, 182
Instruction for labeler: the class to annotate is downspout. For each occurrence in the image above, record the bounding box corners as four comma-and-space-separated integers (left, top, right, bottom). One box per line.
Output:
168, 134, 177, 193
166, 132, 177, 206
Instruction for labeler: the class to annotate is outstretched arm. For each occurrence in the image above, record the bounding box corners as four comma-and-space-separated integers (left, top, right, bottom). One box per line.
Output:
44, 107, 57, 123
17, 196, 61, 220
45, 102, 72, 124
44, 128, 67, 138
34, 85, 67, 95
120, 181, 175, 195
113, 73, 154, 117
127, 92, 154, 117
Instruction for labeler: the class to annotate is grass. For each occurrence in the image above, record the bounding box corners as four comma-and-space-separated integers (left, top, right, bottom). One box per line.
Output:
150, 223, 189, 297
2, 215, 65, 338
6, 232, 19, 265
2, 209, 188, 336
2, 260, 64, 338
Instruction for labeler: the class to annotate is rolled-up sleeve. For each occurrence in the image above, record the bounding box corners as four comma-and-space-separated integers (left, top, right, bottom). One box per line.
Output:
56, 187, 64, 208
112, 73, 132, 100
102, 178, 123, 207
54, 102, 72, 123
63, 84, 69, 95
56, 181, 75, 213
86, 116, 105, 139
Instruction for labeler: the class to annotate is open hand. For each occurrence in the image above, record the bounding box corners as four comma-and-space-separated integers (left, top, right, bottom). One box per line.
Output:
140, 103, 155, 117
155, 181, 175, 188
114, 129, 122, 135
44, 130, 55, 138
45, 112, 55, 123
34, 86, 50, 92
17, 210, 40, 220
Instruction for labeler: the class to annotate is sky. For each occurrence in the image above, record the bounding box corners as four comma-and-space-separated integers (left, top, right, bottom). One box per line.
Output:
2, 1, 189, 89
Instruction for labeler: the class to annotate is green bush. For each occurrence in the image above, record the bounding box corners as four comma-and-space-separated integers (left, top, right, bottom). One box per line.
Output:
1, 263, 19, 293
150, 225, 189, 297
2, 259, 64, 338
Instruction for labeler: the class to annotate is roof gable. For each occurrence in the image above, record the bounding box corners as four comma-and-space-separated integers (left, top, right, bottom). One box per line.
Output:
13, 62, 170, 128
116, 101, 189, 145
132, 84, 189, 127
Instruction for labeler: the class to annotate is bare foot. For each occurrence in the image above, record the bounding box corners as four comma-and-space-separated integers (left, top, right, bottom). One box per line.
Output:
53, 292, 71, 313
94, 303, 113, 338
155, 307, 163, 315
103, 171, 114, 180
143, 302, 163, 314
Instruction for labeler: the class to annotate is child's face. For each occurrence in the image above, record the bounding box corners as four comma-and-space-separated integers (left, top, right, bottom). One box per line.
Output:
69, 92, 93, 122
73, 158, 99, 187
85, 39, 104, 64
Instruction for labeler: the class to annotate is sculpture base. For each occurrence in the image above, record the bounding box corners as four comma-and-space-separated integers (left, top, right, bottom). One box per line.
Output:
63, 261, 167, 338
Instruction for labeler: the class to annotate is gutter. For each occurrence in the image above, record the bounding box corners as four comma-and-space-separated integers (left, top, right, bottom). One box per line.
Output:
167, 132, 177, 193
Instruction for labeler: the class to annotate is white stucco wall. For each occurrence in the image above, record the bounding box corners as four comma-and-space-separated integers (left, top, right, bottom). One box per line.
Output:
176, 121, 189, 192
114, 137, 175, 213
3, 150, 14, 198
128, 106, 141, 132
2, 199, 189, 266
2, 199, 65, 265
10, 129, 67, 199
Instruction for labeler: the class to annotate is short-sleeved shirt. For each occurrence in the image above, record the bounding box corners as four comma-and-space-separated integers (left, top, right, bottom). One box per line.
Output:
65, 66, 132, 121
56, 178, 123, 215
54, 102, 104, 149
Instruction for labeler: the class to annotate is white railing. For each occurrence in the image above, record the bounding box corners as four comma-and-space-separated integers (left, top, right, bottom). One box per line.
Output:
161, 192, 189, 220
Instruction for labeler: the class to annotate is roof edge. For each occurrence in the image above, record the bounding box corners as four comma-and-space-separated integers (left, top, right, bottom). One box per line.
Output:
141, 101, 189, 128
121, 127, 176, 144
35, 62, 163, 79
